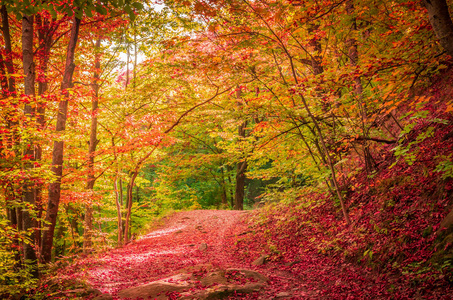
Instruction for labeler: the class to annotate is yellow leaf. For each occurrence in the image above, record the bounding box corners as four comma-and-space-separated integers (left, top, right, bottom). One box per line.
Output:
446, 104, 453, 113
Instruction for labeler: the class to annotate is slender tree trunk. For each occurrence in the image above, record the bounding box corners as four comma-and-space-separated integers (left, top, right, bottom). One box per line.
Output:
1, 6, 19, 250
35, 12, 54, 255
83, 38, 101, 253
220, 168, 228, 206
2, 4, 18, 223
424, 0, 453, 57
121, 147, 158, 244
234, 121, 248, 210
133, 32, 137, 89
234, 86, 247, 210
124, 172, 138, 244
235, 160, 247, 210
1, 5, 16, 95
0, 52, 8, 94
65, 203, 79, 251
114, 176, 123, 246
119, 177, 125, 240
21, 13, 39, 277
269, 14, 351, 223
346, 1, 374, 174
125, 42, 130, 89
42, 15, 81, 263
226, 166, 234, 208
111, 137, 123, 246
119, 178, 124, 206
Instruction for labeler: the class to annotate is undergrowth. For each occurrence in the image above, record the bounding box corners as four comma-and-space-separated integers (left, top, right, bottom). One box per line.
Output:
231, 79, 453, 298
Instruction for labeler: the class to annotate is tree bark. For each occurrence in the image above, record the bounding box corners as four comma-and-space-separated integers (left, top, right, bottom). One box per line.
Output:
234, 160, 247, 210
226, 166, 234, 208
133, 31, 137, 89
424, 0, 453, 57
234, 121, 248, 210
42, 15, 81, 263
124, 172, 138, 244
126, 36, 130, 89
83, 38, 101, 253
114, 176, 123, 246
220, 168, 228, 206
36, 13, 53, 117
21, 13, 39, 277
234, 86, 247, 210
346, 1, 374, 174
112, 137, 123, 246
1, 5, 19, 247
35, 12, 55, 255
1, 5, 16, 95
0, 52, 8, 95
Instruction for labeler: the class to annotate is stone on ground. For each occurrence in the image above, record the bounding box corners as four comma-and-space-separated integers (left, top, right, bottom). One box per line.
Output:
117, 268, 267, 299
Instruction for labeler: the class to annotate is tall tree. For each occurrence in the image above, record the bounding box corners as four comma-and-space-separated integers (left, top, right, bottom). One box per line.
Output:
83, 37, 101, 252
21, 13, 39, 276
1, 5, 16, 96
42, 14, 81, 263
234, 86, 247, 210
1, 4, 20, 254
33, 11, 57, 253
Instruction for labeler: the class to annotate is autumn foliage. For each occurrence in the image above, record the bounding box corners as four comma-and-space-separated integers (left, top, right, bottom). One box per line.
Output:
1, 0, 453, 298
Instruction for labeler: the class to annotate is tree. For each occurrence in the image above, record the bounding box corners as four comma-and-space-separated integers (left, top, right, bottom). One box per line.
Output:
42, 13, 82, 263
21, 12, 39, 276
82, 37, 101, 253
424, 0, 453, 57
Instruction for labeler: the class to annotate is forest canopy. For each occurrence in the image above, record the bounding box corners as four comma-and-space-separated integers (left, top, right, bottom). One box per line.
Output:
1, 0, 453, 297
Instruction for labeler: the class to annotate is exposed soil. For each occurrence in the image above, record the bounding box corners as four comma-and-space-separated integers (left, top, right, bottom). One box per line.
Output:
84, 210, 250, 296
50, 209, 424, 299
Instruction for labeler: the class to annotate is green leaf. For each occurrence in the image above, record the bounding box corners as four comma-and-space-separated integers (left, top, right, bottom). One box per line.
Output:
124, 5, 132, 14
124, 5, 136, 21
84, 6, 93, 18
132, 2, 144, 10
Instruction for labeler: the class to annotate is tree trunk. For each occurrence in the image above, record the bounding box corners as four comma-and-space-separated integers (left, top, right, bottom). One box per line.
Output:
112, 137, 123, 246
21, 13, 39, 277
234, 160, 247, 210
42, 15, 81, 263
227, 166, 234, 208
83, 38, 101, 253
270, 15, 351, 224
133, 31, 137, 89
1, 5, 16, 95
124, 172, 138, 244
114, 176, 123, 246
36, 13, 53, 120
1, 5, 20, 263
346, 1, 374, 174
234, 120, 248, 210
0, 52, 8, 94
220, 168, 228, 206
424, 0, 453, 57
35, 12, 54, 255
119, 178, 124, 206
126, 40, 130, 89
234, 87, 247, 210
2, 3, 18, 225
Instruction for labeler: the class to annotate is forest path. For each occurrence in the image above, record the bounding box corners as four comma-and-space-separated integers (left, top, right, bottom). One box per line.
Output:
66, 209, 389, 299
82, 210, 267, 297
